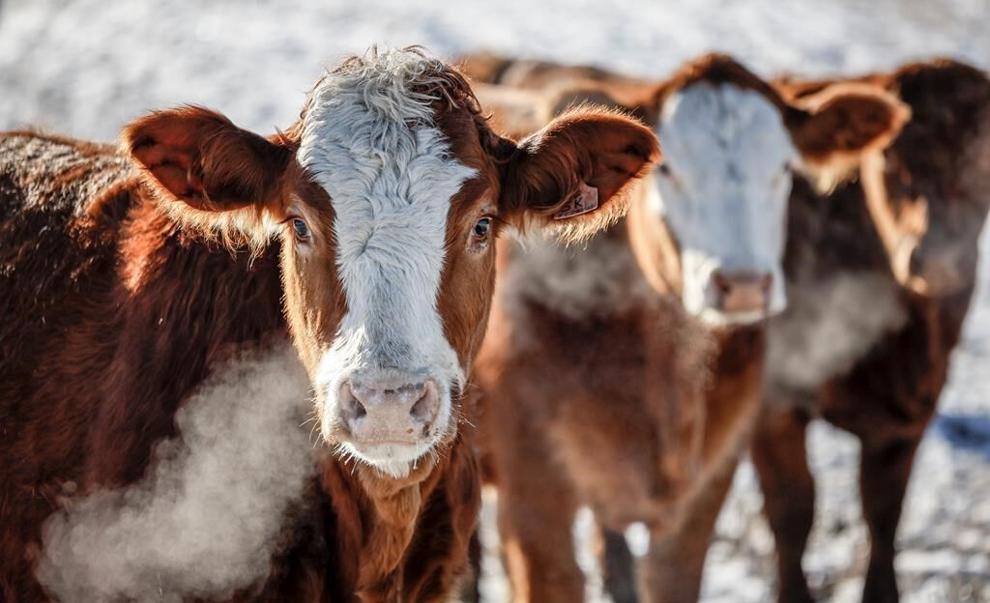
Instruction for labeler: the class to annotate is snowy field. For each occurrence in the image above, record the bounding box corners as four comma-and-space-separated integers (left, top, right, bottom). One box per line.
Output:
2, 0, 988, 601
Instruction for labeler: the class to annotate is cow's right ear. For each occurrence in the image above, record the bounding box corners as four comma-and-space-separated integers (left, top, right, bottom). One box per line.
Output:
784, 83, 910, 189
123, 106, 292, 215
499, 106, 660, 242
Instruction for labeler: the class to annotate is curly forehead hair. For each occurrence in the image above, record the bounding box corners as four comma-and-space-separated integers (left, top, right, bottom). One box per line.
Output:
302, 46, 484, 123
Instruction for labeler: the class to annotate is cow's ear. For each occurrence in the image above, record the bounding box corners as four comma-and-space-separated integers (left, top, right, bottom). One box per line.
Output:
499, 106, 660, 242
786, 83, 910, 176
123, 106, 292, 213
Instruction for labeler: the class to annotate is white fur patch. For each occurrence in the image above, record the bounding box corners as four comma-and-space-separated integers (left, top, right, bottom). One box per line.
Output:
651, 83, 795, 325
296, 49, 474, 475
38, 342, 315, 601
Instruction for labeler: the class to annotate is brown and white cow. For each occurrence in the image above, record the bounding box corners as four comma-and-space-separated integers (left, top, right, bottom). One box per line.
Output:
754, 59, 990, 603
462, 52, 908, 602
0, 47, 659, 602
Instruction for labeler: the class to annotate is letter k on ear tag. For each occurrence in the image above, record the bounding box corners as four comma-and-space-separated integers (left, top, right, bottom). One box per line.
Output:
553, 181, 599, 220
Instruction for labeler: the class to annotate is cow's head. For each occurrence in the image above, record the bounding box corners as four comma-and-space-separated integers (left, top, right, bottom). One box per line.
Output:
123, 48, 658, 477
633, 55, 909, 326
799, 61, 990, 297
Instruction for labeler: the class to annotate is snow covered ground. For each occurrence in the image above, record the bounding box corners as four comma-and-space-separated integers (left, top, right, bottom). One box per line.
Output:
2, 0, 988, 600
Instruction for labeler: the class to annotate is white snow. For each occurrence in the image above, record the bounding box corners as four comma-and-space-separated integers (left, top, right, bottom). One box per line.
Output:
2, 0, 988, 600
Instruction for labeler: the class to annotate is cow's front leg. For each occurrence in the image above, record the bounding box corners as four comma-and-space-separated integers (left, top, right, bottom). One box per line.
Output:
638, 455, 738, 603
496, 440, 583, 603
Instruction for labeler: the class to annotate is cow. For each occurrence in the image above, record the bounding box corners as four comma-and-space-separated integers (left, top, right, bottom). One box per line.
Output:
460, 52, 909, 602
0, 47, 660, 602
753, 59, 990, 603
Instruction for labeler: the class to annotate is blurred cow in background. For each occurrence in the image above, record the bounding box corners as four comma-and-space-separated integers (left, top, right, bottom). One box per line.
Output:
462, 52, 907, 602
756, 59, 990, 603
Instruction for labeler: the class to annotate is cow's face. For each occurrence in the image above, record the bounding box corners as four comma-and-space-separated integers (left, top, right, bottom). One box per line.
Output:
125, 48, 658, 478
652, 82, 794, 326
646, 60, 908, 327
851, 65, 990, 297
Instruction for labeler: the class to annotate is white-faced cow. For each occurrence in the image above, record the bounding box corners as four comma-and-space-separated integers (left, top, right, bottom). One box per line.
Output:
755, 59, 990, 603
461, 52, 908, 603
0, 47, 659, 602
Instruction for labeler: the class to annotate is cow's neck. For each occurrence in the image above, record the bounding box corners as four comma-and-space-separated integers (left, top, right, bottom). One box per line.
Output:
626, 176, 683, 301
83, 199, 286, 487
319, 443, 447, 600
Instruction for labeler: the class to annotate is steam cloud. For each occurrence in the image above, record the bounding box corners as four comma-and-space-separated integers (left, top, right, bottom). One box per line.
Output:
767, 271, 908, 390
37, 342, 317, 602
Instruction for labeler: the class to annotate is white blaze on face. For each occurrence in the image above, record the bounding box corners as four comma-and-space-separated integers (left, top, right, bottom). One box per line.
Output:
296, 50, 476, 473
650, 82, 794, 326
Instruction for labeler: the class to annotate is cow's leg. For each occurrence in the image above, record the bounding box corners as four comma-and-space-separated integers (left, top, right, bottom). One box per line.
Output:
857, 433, 921, 603
598, 524, 638, 603
497, 455, 582, 603
751, 407, 815, 603
456, 528, 482, 603
638, 457, 738, 603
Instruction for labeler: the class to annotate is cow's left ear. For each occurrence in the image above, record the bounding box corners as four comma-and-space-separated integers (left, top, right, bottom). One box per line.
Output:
123, 106, 293, 214
499, 106, 660, 242
786, 83, 910, 169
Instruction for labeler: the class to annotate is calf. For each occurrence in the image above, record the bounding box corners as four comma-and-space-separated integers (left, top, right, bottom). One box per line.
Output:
464, 53, 908, 602
755, 59, 990, 603
0, 47, 659, 602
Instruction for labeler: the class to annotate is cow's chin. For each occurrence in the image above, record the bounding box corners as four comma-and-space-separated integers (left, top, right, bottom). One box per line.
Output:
697, 307, 769, 328
688, 280, 787, 328
694, 295, 787, 328
341, 439, 442, 479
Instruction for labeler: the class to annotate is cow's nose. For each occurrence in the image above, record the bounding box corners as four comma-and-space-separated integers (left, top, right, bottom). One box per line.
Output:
338, 377, 440, 443
712, 270, 773, 315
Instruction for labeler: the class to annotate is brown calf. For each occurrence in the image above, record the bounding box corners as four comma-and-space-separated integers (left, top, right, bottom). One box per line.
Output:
465, 53, 907, 602
0, 48, 659, 602
755, 59, 990, 603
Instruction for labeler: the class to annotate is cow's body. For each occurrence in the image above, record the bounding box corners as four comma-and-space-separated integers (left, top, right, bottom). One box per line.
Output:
756, 60, 990, 603
0, 48, 660, 602
0, 132, 280, 600
0, 132, 479, 602
475, 222, 764, 603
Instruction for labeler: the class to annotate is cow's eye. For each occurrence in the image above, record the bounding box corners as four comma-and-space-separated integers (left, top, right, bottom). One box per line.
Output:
658, 163, 672, 177
473, 217, 492, 239
291, 218, 310, 241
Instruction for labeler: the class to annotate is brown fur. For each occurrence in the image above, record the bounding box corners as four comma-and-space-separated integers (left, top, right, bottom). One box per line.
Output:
0, 53, 659, 602
754, 59, 990, 603
463, 53, 907, 603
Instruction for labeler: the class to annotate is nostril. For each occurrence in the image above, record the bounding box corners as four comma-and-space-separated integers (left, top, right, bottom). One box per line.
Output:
339, 383, 367, 423
712, 271, 732, 295
410, 380, 439, 424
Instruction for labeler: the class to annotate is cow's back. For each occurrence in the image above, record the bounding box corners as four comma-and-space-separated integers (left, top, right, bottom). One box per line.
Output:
0, 133, 136, 376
